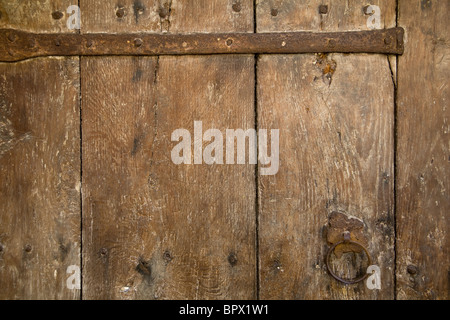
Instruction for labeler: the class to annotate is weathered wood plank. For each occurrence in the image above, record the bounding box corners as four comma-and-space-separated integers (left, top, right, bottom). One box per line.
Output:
81, 0, 253, 33
0, 57, 81, 299
256, 0, 396, 32
0, 0, 80, 300
0, 0, 76, 32
256, 0, 396, 299
396, 0, 449, 300
81, 0, 256, 299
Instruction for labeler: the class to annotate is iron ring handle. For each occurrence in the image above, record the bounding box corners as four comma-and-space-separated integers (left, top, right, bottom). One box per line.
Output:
326, 233, 372, 285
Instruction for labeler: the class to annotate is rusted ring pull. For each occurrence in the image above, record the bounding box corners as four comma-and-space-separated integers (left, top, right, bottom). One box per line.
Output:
326, 232, 372, 285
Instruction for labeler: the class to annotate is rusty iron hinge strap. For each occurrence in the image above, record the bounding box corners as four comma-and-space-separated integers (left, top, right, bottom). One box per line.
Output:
0, 27, 404, 62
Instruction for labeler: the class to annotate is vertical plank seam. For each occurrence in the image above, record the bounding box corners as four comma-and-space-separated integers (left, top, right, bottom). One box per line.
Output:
78, 0, 83, 301
254, 56, 260, 300
79, 56, 83, 301
393, 0, 399, 301
253, 0, 260, 300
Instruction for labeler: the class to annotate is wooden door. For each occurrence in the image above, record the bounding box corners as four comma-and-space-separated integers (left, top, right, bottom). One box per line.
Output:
0, 0, 447, 300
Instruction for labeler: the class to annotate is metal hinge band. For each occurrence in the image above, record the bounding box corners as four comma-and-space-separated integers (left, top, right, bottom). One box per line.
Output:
0, 27, 404, 62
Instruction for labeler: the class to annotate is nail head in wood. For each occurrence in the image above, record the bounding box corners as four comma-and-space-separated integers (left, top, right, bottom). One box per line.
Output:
116, 8, 125, 18
319, 5, 328, 14
232, 3, 242, 13
159, 7, 169, 18
52, 10, 64, 20
407, 265, 419, 275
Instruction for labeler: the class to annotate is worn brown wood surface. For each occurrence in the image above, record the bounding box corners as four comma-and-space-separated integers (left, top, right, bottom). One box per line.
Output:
396, 0, 449, 300
0, 0, 448, 300
81, 0, 256, 299
0, 0, 74, 32
256, 0, 396, 299
0, 0, 80, 299
81, 0, 253, 33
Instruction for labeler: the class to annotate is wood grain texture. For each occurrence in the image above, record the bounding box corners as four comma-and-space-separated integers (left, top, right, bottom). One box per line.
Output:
81, 0, 256, 299
0, 0, 80, 300
256, 0, 396, 299
0, 57, 80, 299
396, 0, 449, 300
0, 0, 78, 32
81, 0, 253, 33
2, 0, 446, 301
256, 0, 396, 32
